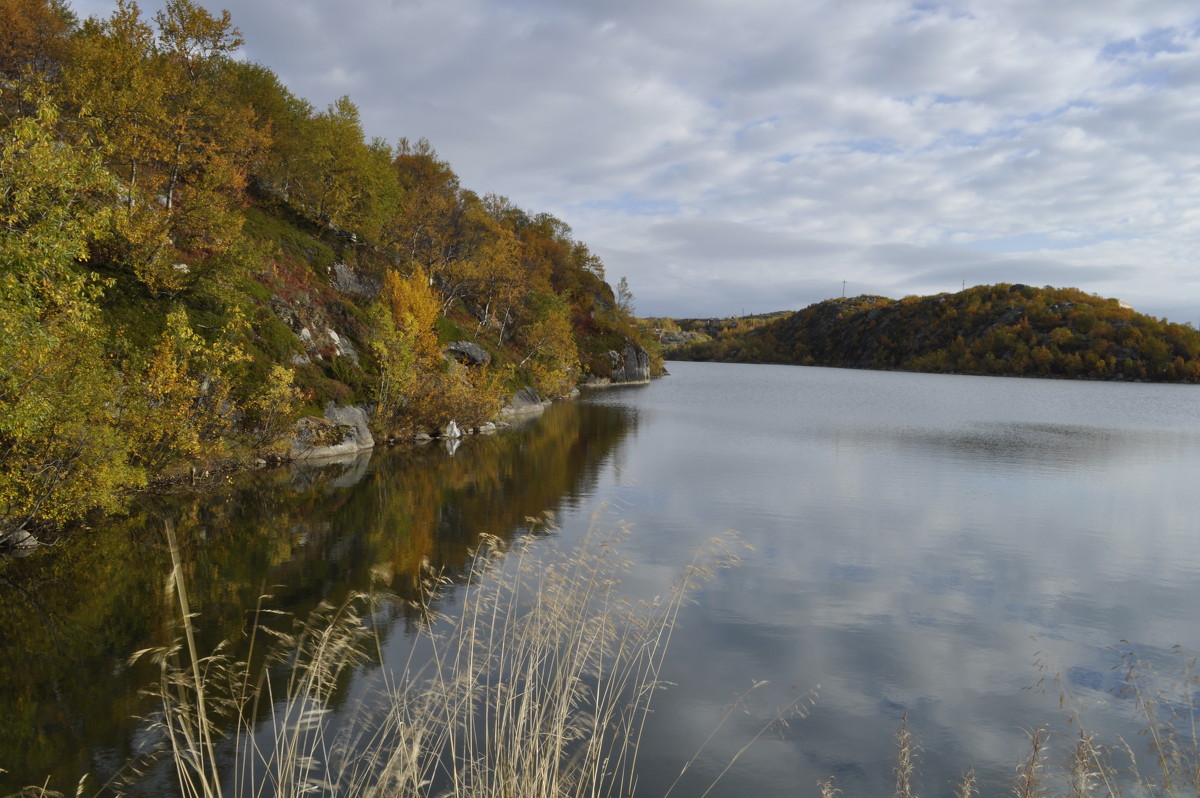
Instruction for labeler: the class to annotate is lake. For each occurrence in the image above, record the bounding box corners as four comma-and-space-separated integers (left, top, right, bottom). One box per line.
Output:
4, 360, 1200, 796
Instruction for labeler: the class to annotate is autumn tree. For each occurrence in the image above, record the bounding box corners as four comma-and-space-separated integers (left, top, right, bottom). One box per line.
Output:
64, 0, 174, 290
121, 306, 249, 477
370, 267, 441, 426
616, 276, 634, 315
63, 0, 264, 295
0, 0, 73, 79
153, 0, 264, 255
221, 60, 314, 199
518, 291, 580, 399
0, 93, 142, 544
388, 137, 459, 278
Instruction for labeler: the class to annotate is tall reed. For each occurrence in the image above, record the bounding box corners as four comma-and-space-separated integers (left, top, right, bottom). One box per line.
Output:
115, 520, 753, 798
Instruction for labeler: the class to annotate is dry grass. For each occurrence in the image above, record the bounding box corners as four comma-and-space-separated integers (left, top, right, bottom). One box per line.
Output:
95, 517, 781, 798
13, 520, 1200, 798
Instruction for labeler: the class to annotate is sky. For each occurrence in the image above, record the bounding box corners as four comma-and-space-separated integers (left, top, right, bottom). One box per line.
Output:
68, 0, 1200, 321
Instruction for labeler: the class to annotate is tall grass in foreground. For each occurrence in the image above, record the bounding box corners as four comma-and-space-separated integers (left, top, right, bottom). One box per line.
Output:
103, 519, 773, 798
12, 518, 1200, 798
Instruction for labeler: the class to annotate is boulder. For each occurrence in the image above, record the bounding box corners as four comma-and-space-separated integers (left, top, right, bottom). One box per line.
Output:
291, 405, 374, 460
324, 404, 374, 448
325, 328, 360, 365
499, 385, 549, 417
443, 340, 491, 367
329, 261, 379, 297
1, 528, 38, 551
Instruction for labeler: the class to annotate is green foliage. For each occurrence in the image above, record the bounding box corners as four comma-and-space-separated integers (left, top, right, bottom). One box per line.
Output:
518, 291, 580, 399
0, 0, 653, 537
239, 363, 302, 450
0, 91, 143, 543
670, 284, 1200, 383
121, 306, 250, 477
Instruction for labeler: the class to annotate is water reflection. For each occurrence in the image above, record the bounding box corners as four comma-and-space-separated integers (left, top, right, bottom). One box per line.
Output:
581, 362, 1200, 797
8, 362, 1200, 798
0, 401, 636, 793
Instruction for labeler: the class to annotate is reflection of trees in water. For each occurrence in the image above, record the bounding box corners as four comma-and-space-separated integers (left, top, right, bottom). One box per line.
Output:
0, 401, 634, 794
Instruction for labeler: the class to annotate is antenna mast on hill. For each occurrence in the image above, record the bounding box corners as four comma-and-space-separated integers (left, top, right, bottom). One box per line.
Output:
842, 280, 846, 297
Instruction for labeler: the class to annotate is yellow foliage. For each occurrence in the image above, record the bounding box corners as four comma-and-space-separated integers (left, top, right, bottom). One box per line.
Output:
380, 266, 441, 366
371, 266, 508, 432
518, 291, 579, 399
367, 301, 415, 424
241, 364, 302, 451
0, 91, 143, 542
123, 307, 249, 476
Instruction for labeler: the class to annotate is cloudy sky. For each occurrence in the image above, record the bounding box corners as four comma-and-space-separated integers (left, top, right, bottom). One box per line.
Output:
69, 0, 1200, 320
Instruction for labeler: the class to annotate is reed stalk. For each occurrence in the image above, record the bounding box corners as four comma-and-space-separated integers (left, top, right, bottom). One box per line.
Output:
112, 520, 760, 798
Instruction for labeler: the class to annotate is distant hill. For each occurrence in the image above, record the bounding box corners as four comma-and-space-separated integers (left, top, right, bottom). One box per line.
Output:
663, 284, 1200, 382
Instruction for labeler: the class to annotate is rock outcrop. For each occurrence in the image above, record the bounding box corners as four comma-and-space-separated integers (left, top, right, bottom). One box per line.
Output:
443, 340, 491, 366
498, 385, 551, 417
609, 342, 651, 383
291, 404, 375, 460
585, 342, 652, 387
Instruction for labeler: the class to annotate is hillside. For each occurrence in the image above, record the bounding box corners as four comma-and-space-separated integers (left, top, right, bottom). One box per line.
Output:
666, 284, 1200, 382
0, 0, 657, 545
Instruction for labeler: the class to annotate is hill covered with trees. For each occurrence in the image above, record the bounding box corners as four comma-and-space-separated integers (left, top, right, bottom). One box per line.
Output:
0, 0, 656, 545
666, 284, 1200, 381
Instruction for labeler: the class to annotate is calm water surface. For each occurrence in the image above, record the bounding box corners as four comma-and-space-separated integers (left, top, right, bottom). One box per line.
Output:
584, 362, 1200, 796
4, 361, 1200, 796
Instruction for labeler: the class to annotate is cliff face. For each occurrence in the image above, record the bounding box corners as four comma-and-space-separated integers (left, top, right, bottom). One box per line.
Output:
609, 342, 651, 384
585, 342, 652, 386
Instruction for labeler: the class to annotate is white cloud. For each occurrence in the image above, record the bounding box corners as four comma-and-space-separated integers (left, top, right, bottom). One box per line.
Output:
66, 0, 1200, 320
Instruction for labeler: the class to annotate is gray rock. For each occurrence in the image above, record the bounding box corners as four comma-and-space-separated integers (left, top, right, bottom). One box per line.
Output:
609, 342, 651, 383
1, 528, 38, 551
326, 328, 359, 365
324, 404, 374, 448
499, 385, 549, 416
585, 342, 652, 387
330, 261, 379, 297
443, 340, 491, 366
291, 405, 374, 460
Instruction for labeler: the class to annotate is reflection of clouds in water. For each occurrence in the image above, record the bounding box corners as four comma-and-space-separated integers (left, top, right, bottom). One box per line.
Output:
570, 363, 1200, 796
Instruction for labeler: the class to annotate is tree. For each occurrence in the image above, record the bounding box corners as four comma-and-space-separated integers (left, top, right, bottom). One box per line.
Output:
616, 276, 634, 315
63, 0, 264, 295
387, 137, 459, 278
220, 60, 315, 202
64, 0, 174, 290
122, 307, 249, 477
0, 93, 142, 544
518, 291, 579, 399
0, 0, 73, 78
